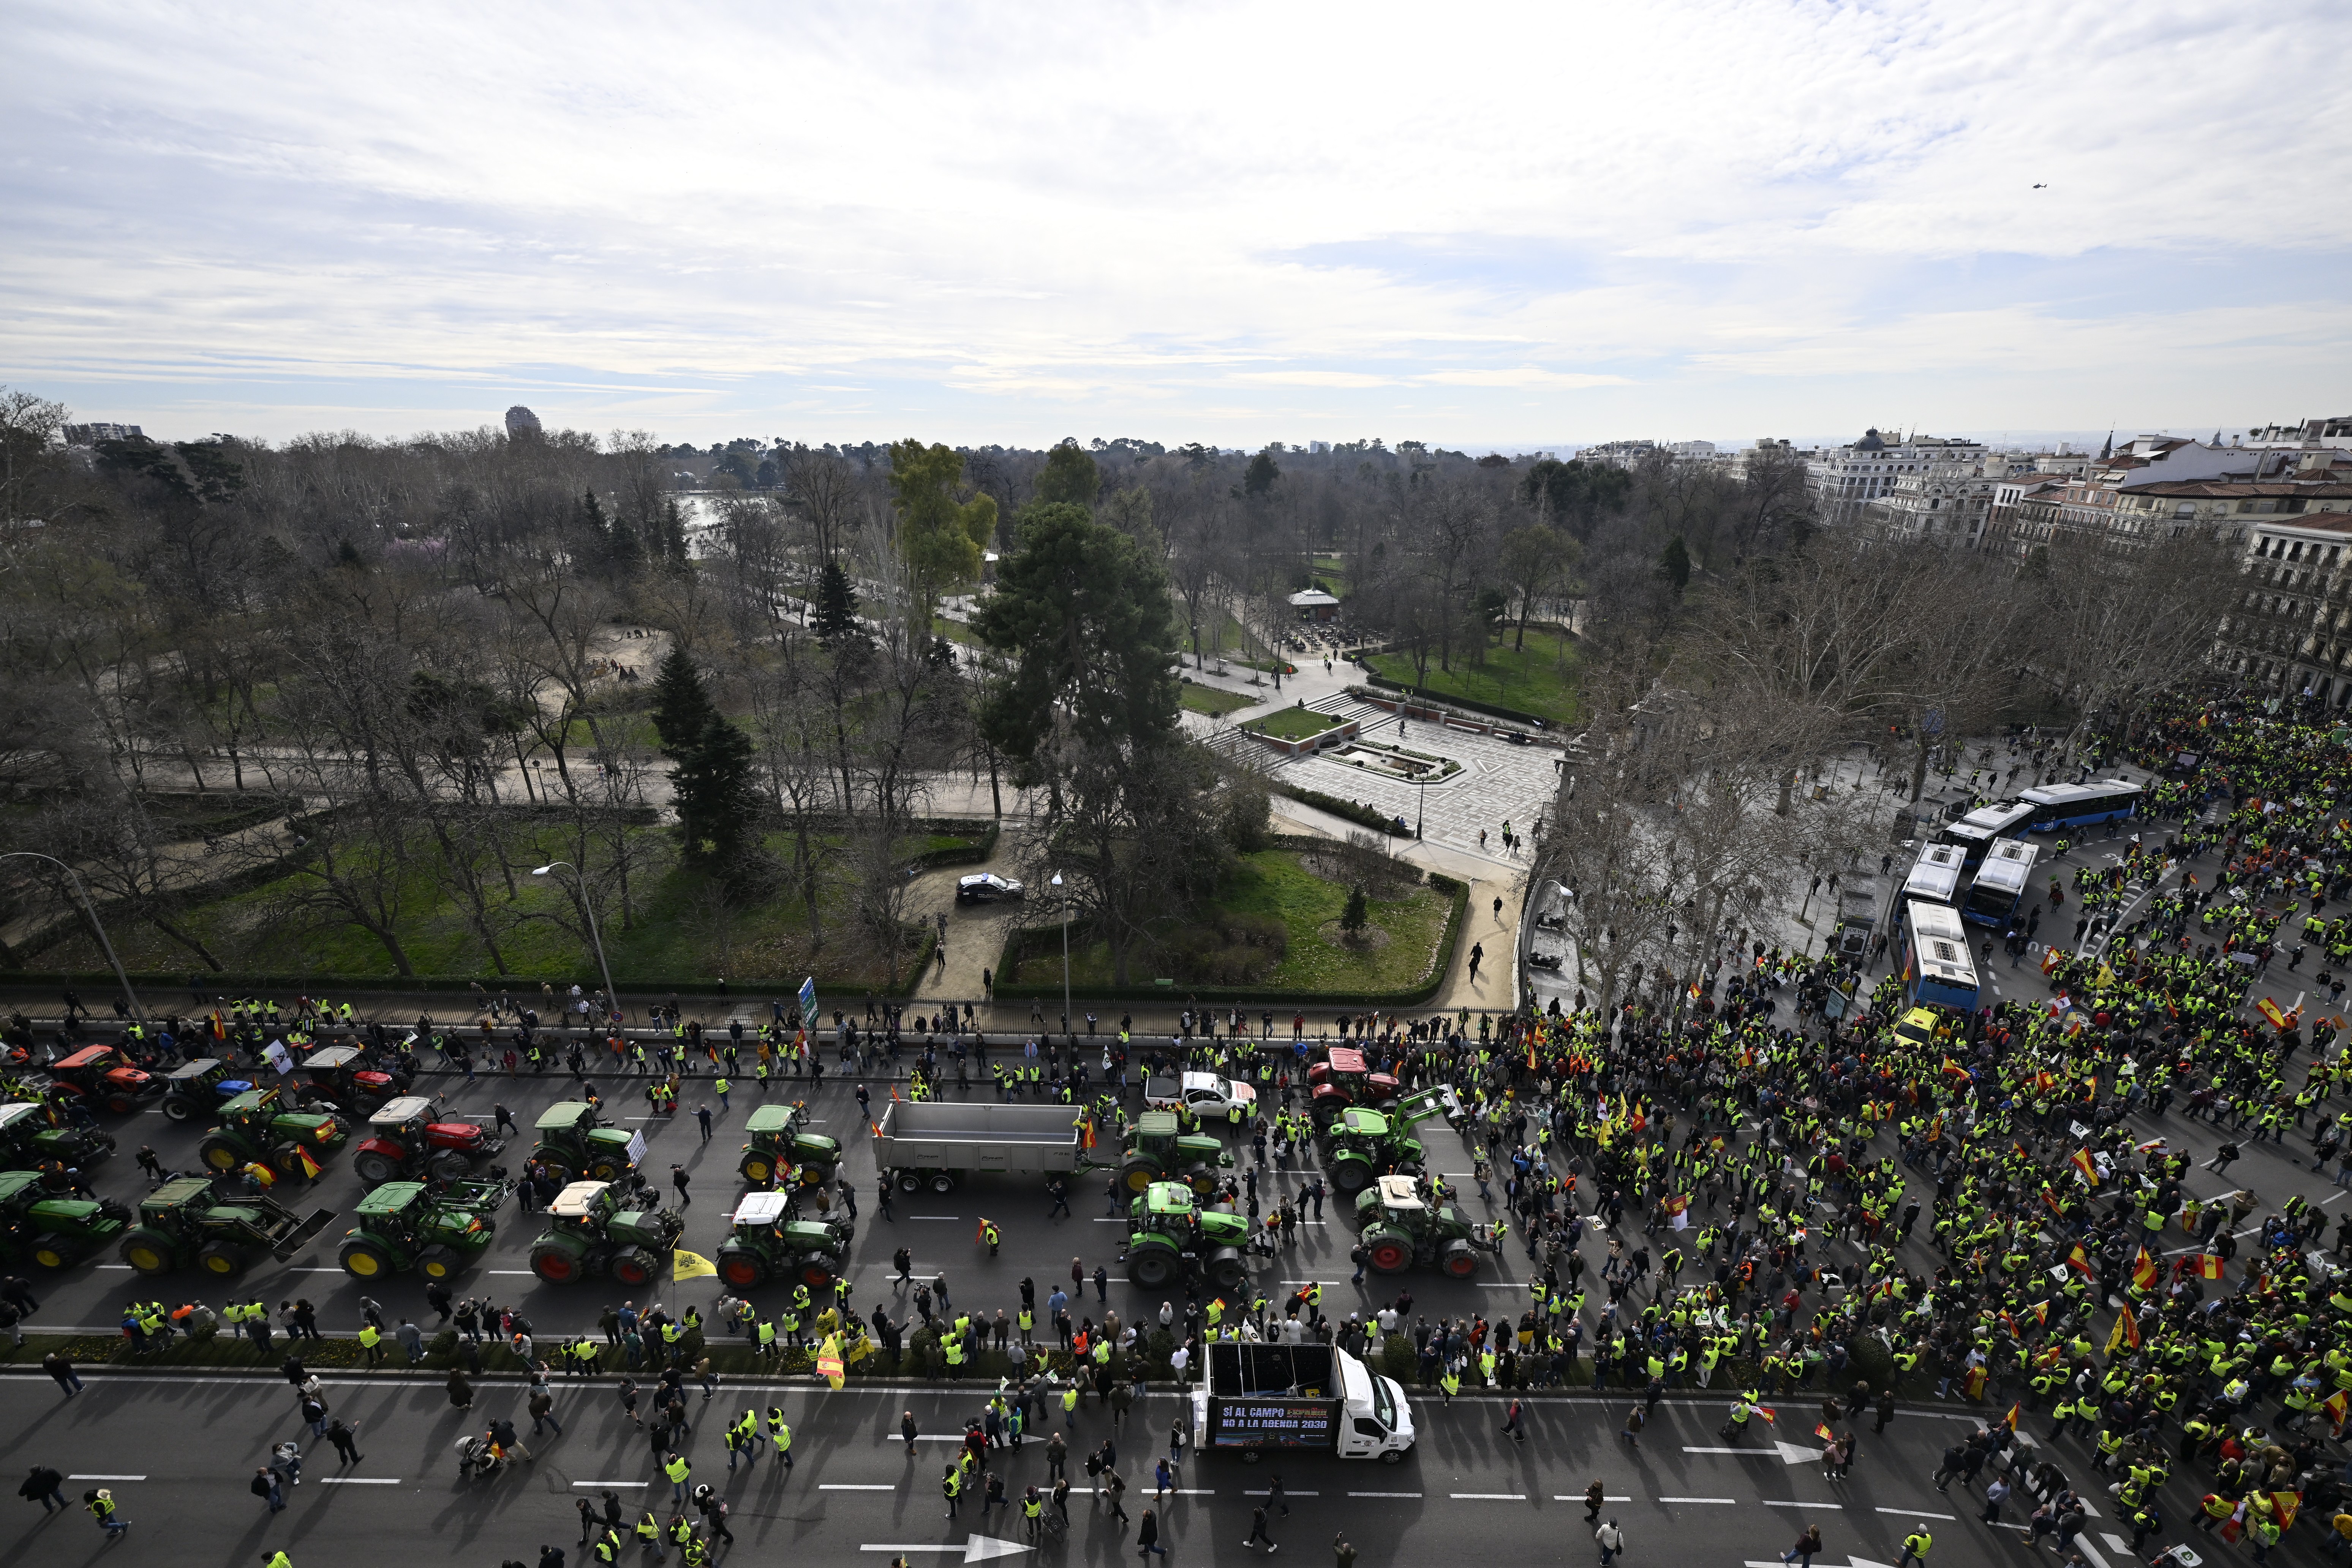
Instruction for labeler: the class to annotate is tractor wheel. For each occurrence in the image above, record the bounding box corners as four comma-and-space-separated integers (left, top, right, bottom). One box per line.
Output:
415, 1245, 460, 1280
273, 1148, 310, 1180
895, 1172, 924, 1193
1440, 1240, 1479, 1279
1119, 1158, 1156, 1193
741, 1155, 773, 1185
118, 1230, 175, 1276
1182, 1165, 1218, 1198
797, 1259, 836, 1290
197, 1136, 241, 1172
609, 1247, 658, 1287
31, 1242, 70, 1269
531, 1243, 583, 1284
1366, 1233, 1413, 1274
1329, 1157, 1374, 1195
1206, 1246, 1247, 1294
1127, 1242, 1178, 1289
198, 1241, 246, 1277
106, 1093, 137, 1116
427, 1151, 472, 1183
537, 1162, 572, 1185
926, 1173, 956, 1195
587, 1159, 623, 1181
799, 1164, 835, 1188
352, 1150, 400, 1187
161, 1096, 196, 1124
718, 1252, 765, 1289
339, 1239, 392, 1279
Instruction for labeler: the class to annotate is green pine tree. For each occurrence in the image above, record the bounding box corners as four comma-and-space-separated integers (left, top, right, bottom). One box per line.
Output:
649, 646, 719, 762
1339, 884, 1369, 938
672, 715, 760, 869
812, 560, 866, 647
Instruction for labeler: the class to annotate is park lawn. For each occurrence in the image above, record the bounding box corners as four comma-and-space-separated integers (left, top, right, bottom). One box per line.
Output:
1366, 627, 1581, 725
1179, 682, 1257, 718
1307, 555, 1349, 597
36, 823, 971, 987
1012, 849, 1452, 994
1244, 707, 1341, 741
931, 614, 982, 648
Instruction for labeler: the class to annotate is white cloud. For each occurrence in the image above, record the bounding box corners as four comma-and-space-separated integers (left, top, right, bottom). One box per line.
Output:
0, 0, 2344, 444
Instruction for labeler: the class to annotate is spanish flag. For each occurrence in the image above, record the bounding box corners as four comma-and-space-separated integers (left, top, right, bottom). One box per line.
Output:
2324, 1391, 2349, 1428
1814, 1422, 1836, 1442
2259, 997, 2292, 1031
2132, 1249, 2160, 1292
2273, 1492, 2301, 1532
2002, 1402, 2022, 1431
2199, 1253, 2225, 1280
1754, 1405, 1777, 1424
2069, 1149, 2099, 1185
294, 1145, 322, 1181
2066, 1244, 2093, 1277
672, 1249, 718, 1282
1941, 1057, 1969, 1080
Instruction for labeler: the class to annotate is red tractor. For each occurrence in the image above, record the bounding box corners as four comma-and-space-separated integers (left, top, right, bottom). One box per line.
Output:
350, 1095, 506, 1188
1307, 1046, 1401, 1130
288, 1045, 411, 1116
45, 1045, 162, 1117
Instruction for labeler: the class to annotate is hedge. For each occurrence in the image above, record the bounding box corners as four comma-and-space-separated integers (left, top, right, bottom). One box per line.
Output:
1269, 782, 1413, 836
1353, 676, 1549, 730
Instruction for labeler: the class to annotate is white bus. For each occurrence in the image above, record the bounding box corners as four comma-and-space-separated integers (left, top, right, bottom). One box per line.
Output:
1901, 899, 1982, 1013
1901, 841, 1967, 907
1961, 836, 2038, 927
1936, 801, 2037, 870
2016, 779, 2141, 833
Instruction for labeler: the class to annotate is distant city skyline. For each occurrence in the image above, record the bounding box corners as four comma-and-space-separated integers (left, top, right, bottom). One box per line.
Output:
3, 1, 2346, 447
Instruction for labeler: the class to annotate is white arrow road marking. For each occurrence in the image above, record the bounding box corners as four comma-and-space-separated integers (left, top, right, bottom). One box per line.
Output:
858, 1537, 1031, 1563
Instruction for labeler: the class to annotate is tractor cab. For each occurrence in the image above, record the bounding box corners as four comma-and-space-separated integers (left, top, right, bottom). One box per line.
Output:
547, 1179, 620, 1233
351, 1094, 501, 1187
533, 1101, 639, 1181
168, 1058, 253, 1097
738, 1102, 842, 1186
1118, 1111, 1232, 1197
1307, 1046, 1398, 1125
1131, 1180, 1198, 1239
48, 1045, 159, 1114
294, 1044, 406, 1110
729, 1188, 792, 1241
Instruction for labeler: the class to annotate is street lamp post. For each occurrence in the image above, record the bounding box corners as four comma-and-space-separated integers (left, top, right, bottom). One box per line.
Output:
2, 851, 143, 1023
1417, 777, 1426, 840
533, 861, 619, 1024
1050, 872, 1070, 1045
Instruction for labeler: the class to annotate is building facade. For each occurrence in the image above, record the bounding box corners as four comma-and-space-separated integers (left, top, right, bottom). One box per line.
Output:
1808, 430, 1987, 530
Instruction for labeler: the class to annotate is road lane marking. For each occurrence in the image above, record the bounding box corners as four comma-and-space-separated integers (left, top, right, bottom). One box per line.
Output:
70, 1473, 146, 1480
1658, 1496, 1736, 1504
907, 1216, 962, 1220
823, 1484, 898, 1491
321, 1477, 399, 1484
1347, 1491, 1421, 1498
1554, 1495, 1634, 1502
1875, 1508, 1955, 1520
1451, 1492, 1526, 1500
1244, 1489, 1318, 1496
1763, 1500, 1841, 1509
2077, 1540, 2115, 1568
573, 1481, 650, 1487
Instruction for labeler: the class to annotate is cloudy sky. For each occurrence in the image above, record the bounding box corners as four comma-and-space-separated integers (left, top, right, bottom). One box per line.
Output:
2, 0, 2344, 450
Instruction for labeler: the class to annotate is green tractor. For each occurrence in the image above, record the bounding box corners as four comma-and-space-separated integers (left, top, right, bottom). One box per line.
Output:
114, 1176, 337, 1280
713, 1189, 855, 1290
335, 1178, 505, 1282
1123, 1181, 1254, 1292
1115, 1111, 1235, 1197
0, 1168, 133, 1269
737, 1102, 841, 1187
530, 1101, 642, 1183
527, 1179, 683, 1287
196, 1088, 350, 1181
1353, 1174, 1501, 1278
0, 1100, 117, 1172
1318, 1090, 1454, 1196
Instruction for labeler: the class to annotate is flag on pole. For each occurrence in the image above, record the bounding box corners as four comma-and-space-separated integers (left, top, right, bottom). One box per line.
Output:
2259, 997, 2292, 1030
2105, 1312, 2129, 1355
672, 1249, 718, 1282
1754, 1405, 1777, 1424
2273, 1492, 2302, 1532
2323, 1390, 2349, 1427
2069, 1148, 2099, 1185
2132, 1249, 2160, 1292
2003, 1402, 2022, 1431
294, 1145, 322, 1181
1814, 1421, 1835, 1441
2199, 1253, 2225, 1280
1941, 1057, 1970, 1080
2067, 1244, 2094, 1277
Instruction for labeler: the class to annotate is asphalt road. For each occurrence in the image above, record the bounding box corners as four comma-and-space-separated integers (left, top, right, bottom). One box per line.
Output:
0, 1375, 2036, 1568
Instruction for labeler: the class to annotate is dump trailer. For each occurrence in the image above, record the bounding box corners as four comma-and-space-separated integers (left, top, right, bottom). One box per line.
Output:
870, 1100, 1097, 1194
1191, 1341, 1415, 1464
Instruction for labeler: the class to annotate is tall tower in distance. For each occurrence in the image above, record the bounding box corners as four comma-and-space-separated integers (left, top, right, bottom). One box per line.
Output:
506, 405, 542, 439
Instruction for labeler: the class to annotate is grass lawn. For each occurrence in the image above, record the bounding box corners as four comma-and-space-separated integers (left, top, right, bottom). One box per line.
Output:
1179, 682, 1256, 718
931, 614, 982, 648
1244, 706, 1342, 741
1366, 626, 1581, 724
36, 823, 972, 987
1010, 849, 1452, 993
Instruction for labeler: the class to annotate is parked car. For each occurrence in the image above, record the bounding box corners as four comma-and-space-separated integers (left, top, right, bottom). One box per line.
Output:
955, 873, 1025, 904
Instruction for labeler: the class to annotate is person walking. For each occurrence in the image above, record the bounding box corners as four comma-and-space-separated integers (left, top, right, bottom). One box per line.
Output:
1896, 1525, 1933, 1568
252, 1467, 285, 1515
1781, 1525, 1822, 1568
1981, 1477, 2009, 1527
1137, 1507, 1166, 1559
1334, 1534, 1356, 1568
84, 1487, 128, 1539
1501, 1397, 1526, 1443
43, 1351, 82, 1397
19, 1464, 67, 1515
1596, 1518, 1625, 1565
1582, 1480, 1606, 1522
1245, 1503, 1279, 1552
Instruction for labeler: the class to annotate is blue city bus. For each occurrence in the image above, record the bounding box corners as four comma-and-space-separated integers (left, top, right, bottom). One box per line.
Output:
2016, 779, 2141, 833
1936, 801, 2037, 871
1899, 842, 1967, 911
1960, 836, 2038, 928
1901, 899, 1981, 1013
